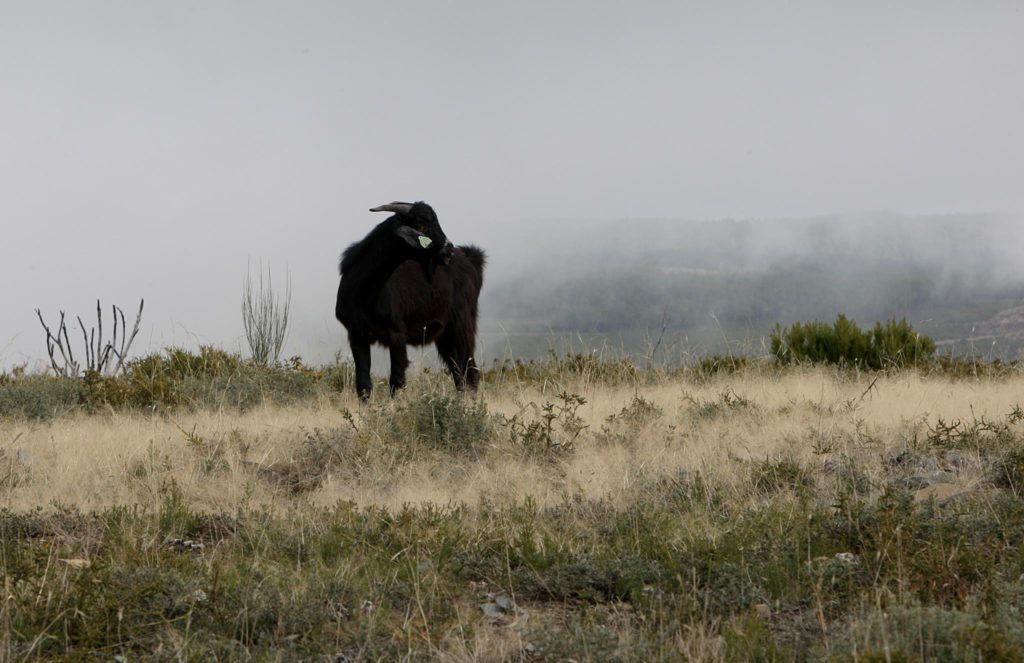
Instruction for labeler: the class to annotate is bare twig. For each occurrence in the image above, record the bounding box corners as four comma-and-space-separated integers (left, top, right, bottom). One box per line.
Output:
111, 300, 144, 375
646, 306, 672, 369
859, 376, 879, 402
76, 316, 90, 370
61, 315, 75, 371
35, 309, 79, 377
35, 299, 144, 377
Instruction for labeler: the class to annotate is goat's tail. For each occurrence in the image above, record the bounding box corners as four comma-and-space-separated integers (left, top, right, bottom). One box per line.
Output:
459, 245, 486, 286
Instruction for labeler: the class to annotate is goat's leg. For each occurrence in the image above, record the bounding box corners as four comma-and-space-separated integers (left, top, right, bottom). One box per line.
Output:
459, 320, 481, 392
464, 355, 480, 391
436, 330, 479, 392
435, 333, 465, 390
389, 343, 409, 395
350, 339, 373, 400
459, 334, 481, 392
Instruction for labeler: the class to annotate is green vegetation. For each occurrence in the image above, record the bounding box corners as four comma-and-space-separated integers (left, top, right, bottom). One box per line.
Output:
3, 343, 1024, 659
771, 315, 937, 368
6, 441, 1024, 659
0, 347, 348, 420
3, 338, 1022, 422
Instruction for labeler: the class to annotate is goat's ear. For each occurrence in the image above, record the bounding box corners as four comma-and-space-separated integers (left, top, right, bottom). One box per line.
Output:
394, 225, 432, 250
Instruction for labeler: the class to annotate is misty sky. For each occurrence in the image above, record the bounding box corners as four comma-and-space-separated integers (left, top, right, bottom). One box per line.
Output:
2, 2, 1023, 368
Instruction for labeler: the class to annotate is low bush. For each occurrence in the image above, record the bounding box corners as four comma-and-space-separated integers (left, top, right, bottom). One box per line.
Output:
771, 314, 936, 368
392, 390, 494, 453
503, 391, 589, 459
0, 376, 81, 419
0, 347, 349, 419
751, 457, 815, 494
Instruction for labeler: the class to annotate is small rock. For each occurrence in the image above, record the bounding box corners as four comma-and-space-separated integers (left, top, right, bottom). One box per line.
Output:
834, 552, 858, 565
15, 448, 32, 466
753, 603, 771, 620
479, 602, 505, 620
494, 593, 515, 612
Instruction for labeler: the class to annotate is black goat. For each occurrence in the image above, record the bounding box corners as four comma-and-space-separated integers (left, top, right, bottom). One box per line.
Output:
335, 201, 486, 399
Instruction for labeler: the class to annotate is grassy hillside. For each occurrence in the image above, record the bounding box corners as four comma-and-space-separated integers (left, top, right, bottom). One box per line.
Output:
3, 355, 1024, 659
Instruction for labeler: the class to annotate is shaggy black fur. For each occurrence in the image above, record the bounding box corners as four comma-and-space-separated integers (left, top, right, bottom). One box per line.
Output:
336, 201, 486, 399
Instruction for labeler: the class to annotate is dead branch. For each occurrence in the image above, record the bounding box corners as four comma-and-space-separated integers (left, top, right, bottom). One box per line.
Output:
35, 299, 144, 377
35, 309, 79, 377
111, 299, 144, 375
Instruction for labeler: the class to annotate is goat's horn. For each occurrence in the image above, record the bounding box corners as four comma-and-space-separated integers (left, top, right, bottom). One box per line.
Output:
369, 202, 414, 214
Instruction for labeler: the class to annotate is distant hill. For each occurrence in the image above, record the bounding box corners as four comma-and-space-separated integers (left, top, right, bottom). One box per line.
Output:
480, 213, 1024, 362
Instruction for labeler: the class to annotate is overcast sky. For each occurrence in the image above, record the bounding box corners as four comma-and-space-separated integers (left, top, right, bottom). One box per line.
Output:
2, 2, 1022, 368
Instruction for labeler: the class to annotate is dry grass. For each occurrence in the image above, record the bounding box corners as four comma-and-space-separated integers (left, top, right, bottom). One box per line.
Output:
4, 363, 1024, 660
4, 366, 1021, 514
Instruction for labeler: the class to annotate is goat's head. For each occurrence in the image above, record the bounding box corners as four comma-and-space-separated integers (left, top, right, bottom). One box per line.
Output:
370, 201, 456, 272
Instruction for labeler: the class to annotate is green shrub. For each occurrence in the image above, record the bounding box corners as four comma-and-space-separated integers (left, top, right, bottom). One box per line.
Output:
927, 405, 1023, 452
686, 389, 755, 420
832, 603, 1024, 663
751, 457, 814, 494
503, 391, 589, 459
771, 314, 935, 368
994, 446, 1024, 495
78, 346, 246, 411
180, 367, 320, 411
392, 391, 494, 453
1, 347, 358, 419
162, 346, 243, 378
0, 376, 81, 420
596, 395, 663, 446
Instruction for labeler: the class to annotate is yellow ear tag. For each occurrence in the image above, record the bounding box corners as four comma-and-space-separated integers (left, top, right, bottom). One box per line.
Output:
418, 236, 432, 248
